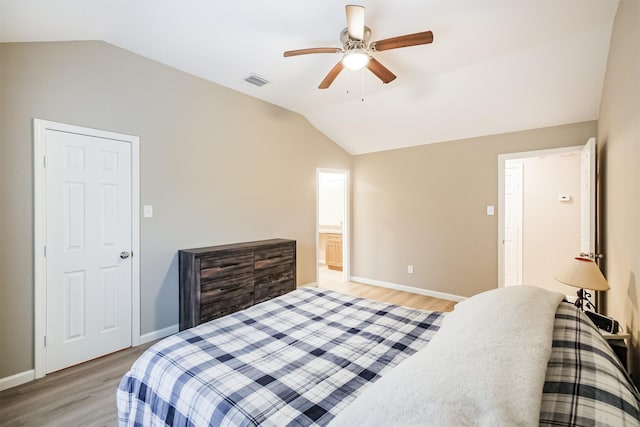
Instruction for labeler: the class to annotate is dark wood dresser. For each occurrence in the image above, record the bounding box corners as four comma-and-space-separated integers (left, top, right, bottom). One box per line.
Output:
178, 239, 296, 330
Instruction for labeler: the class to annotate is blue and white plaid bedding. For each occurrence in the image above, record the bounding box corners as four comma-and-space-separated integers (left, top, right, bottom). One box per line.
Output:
118, 289, 640, 426
117, 288, 445, 426
540, 302, 640, 426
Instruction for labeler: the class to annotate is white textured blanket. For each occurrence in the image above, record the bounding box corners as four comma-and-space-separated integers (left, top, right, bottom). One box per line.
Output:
330, 286, 564, 427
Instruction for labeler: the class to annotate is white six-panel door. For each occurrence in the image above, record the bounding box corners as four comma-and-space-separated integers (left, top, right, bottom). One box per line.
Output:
45, 130, 133, 373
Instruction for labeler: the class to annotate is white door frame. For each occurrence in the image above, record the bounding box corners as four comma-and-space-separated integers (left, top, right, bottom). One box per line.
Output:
503, 159, 523, 286
497, 145, 582, 288
316, 168, 350, 284
33, 119, 140, 379
580, 137, 596, 259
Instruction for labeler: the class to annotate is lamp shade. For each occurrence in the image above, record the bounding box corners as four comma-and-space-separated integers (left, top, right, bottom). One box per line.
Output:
555, 257, 610, 291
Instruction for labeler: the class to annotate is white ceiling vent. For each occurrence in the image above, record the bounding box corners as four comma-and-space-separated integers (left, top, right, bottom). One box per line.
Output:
244, 74, 270, 87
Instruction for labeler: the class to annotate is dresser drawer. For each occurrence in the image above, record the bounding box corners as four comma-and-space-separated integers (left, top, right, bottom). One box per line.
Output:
200, 292, 254, 323
201, 272, 253, 297
200, 252, 253, 280
254, 263, 294, 286
254, 244, 295, 270
254, 263, 295, 303
255, 281, 295, 303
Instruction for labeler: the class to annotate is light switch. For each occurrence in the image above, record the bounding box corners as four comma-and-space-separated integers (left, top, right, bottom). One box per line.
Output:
486, 205, 495, 216
143, 205, 153, 218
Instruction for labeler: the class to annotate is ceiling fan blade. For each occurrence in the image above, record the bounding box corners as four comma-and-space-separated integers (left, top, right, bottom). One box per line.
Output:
372, 31, 434, 51
366, 58, 396, 84
283, 47, 342, 57
345, 5, 365, 41
318, 61, 345, 89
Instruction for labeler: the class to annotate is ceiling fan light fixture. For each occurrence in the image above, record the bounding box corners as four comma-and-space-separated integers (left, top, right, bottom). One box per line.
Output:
283, 5, 433, 89
342, 50, 370, 70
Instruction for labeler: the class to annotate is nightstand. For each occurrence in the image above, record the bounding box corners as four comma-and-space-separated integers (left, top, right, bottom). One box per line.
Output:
601, 331, 631, 372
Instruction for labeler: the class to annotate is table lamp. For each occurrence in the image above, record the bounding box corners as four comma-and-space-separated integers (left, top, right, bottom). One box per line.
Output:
555, 256, 609, 311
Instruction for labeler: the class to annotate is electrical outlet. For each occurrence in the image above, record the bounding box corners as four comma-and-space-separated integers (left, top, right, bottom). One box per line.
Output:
408, 265, 414, 274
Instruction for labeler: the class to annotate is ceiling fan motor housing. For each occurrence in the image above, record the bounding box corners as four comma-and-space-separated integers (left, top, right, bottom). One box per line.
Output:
340, 27, 371, 51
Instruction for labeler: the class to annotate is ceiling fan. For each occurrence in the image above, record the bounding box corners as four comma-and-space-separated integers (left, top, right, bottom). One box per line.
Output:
283, 4, 434, 89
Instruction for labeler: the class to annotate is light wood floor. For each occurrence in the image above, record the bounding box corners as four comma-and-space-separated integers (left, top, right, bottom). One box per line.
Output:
0, 270, 455, 426
317, 264, 457, 312
0, 343, 153, 427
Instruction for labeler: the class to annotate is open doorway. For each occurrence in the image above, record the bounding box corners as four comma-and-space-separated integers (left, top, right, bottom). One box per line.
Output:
316, 169, 349, 286
498, 143, 592, 297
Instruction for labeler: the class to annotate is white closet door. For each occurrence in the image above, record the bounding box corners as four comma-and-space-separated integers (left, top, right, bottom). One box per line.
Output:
45, 129, 132, 373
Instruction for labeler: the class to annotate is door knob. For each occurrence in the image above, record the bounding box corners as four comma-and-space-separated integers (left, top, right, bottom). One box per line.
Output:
120, 251, 131, 259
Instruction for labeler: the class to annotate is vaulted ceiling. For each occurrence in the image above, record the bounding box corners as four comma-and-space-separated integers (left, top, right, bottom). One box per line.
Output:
0, 0, 619, 154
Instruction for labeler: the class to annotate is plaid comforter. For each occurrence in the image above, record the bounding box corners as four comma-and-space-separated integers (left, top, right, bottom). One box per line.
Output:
540, 302, 640, 426
118, 289, 640, 426
117, 288, 445, 426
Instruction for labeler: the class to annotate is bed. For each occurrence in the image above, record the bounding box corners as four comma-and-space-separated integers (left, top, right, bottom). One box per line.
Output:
117, 286, 640, 426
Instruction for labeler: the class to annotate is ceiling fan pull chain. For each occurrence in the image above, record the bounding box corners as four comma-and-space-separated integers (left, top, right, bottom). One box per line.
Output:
361, 68, 366, 102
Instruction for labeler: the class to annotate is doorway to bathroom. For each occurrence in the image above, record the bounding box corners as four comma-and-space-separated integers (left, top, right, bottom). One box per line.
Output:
316, 169, 349, 286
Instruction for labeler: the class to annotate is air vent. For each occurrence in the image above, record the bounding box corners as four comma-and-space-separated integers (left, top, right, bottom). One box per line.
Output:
244, 74, 270, 87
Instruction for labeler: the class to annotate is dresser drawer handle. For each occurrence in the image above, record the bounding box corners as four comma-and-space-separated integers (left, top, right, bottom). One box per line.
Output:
219, 262, 239, 268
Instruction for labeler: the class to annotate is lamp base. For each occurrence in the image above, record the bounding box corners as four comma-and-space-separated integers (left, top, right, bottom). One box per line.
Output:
574, 288, 595, 311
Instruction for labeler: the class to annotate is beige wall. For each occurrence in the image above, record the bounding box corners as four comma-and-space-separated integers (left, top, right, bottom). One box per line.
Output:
351, 121, 597, 298
521, 153, 582, 296
0, 41, 351, 378
597, 0, 640, 377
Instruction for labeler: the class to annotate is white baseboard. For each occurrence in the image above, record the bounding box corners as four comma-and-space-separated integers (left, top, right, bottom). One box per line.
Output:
1, 327, 179, 391
0, 369, 35, 392
299, 282, 319, 288
350, 276, 466, 302
140, 323, 179, 345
